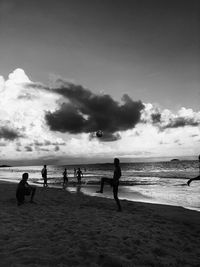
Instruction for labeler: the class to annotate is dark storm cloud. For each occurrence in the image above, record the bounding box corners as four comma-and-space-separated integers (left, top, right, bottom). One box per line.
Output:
0, 127, 21, 140
45, 82, 144, 140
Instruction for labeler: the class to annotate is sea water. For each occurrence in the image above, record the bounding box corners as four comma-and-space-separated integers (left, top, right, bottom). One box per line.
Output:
0, 160, 200, 211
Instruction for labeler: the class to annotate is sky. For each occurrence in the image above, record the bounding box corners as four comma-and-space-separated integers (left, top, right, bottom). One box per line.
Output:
0, 0, 199, 165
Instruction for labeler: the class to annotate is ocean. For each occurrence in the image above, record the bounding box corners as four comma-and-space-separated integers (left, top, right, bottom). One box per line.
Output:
0, 160, 200, 211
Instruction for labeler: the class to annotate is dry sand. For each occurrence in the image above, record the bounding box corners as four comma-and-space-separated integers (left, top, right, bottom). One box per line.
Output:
0, 181, 200, 267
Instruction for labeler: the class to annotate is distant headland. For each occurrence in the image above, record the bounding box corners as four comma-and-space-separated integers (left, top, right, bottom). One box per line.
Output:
0, 165, 11, 168
170, 159, 180, 162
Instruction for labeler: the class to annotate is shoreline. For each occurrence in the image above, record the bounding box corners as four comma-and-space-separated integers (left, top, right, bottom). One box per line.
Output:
1, 180, 200, 266
1, 178, 199, 213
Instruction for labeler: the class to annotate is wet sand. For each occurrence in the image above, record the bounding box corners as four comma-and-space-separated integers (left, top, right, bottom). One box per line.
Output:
1, 181, 200, 266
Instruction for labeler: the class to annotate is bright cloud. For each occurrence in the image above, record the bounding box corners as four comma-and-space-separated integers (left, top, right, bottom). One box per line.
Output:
0, 68, 199, 164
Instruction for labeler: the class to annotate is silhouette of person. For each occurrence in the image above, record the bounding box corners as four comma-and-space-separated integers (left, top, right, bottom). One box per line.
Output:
41, 165, 48, 187
187, 155, 200, 186
96, 158, 122, 211
76, 168, 83, 184
63, 168, 68, 187
74, 168, 76, 178
16, 173, 36, 206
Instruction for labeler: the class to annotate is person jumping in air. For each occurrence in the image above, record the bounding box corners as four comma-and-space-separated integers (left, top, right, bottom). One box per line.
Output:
187, 155, 200, 186
96, 158, 122, 212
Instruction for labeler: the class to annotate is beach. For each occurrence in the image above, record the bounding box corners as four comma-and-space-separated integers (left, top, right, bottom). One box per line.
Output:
1, 181, 200, 267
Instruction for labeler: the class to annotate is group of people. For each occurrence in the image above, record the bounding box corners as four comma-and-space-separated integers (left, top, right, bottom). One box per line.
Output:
15, 165, 87, 205
15, 159, 122, 211
15, 155, 200, 211
41, 165, 84, 188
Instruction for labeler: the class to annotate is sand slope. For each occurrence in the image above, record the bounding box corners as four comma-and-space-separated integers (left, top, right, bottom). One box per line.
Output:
0, 181, 200, 266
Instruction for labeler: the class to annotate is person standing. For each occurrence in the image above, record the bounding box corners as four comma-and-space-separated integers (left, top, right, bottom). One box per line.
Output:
96, 158, 122, 211
187, 155, 200, 186
63, 168, 68, 188
41, 165, 48, 187
76, 168, 83, 184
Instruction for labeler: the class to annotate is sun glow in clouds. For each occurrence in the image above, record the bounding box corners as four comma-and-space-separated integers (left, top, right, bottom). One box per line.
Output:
0, 68, 200, 164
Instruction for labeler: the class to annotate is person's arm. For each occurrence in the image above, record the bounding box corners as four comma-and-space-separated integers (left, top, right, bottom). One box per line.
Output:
25, 181, 31, 188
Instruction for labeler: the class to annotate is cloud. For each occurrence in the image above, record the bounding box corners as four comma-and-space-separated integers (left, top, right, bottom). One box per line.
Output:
162, 117, 199, 129
25, 146, 33, 152
1, 68, 200, 163
160, 108, 200, 129
54, 145, 59, 151
141, 104, 200, 129
0, 126, 21, 140
0, 142, 6, 146
190, 134, 198, 138
45, 81, 144, 141
151, 112, 161, 123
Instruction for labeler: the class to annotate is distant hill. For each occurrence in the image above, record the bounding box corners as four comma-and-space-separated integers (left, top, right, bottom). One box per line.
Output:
170, 159, 180, 162
0, 165, 11, 168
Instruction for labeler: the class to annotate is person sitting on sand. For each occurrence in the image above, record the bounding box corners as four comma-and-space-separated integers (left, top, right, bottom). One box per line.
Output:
187, 155, 200, 186
96, 158, 122, 212
41, 165, 48, 187
76, 168, 83, 184
63, 168, 68, 187
16, 173, 36, 206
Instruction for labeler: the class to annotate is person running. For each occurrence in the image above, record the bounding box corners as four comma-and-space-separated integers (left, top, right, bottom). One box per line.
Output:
96, 158, 122, 211
16, 173, 36, 206
76, 168, 83, 184
187, 155, 200, 186
41, 165, 48, 187
63, 168, 68, 187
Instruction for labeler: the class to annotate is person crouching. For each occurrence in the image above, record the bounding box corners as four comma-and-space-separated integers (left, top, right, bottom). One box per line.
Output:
16, 173, 36, 206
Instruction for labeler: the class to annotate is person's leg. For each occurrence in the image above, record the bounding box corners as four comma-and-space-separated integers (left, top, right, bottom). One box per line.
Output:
44, 177, 48, 187
30, 187, 36, 202
16, 191, 25, 206
113, 183, 121, 211
187, 175, 200, 186
24, 187, 36, 203
97, 177, 112, 193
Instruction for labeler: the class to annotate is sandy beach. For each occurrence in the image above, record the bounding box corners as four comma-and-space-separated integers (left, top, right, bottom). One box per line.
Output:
1, 181, 200, 267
